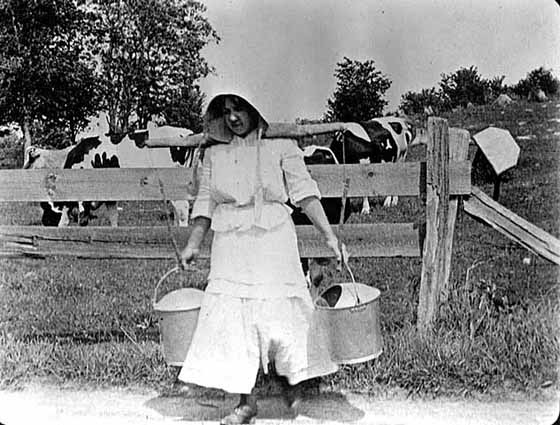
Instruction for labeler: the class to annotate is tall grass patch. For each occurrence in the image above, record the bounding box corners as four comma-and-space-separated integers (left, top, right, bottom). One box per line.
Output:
325, 290, 559, 397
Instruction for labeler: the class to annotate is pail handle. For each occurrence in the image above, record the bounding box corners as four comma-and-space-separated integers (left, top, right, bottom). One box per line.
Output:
153, 266, 180, 306
337, 173, 361, 306
340, 247, 361, 305
153, 265, 200, 305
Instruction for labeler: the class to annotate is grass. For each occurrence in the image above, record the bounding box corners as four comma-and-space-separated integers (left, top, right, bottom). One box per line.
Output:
0, 99, 559, 399
0, 333, 172, 389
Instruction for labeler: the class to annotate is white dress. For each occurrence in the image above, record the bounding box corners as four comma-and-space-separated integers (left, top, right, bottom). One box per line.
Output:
178, 130, 338, 393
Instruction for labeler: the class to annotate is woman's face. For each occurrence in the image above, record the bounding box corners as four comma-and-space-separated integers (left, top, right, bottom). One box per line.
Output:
223, 97, 256, 137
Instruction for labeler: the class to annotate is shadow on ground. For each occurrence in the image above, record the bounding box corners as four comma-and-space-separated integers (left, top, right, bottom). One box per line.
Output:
145, 389, 365, 422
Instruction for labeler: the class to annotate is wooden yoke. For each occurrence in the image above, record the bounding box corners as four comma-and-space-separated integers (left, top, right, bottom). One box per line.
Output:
140, 122, 349, 148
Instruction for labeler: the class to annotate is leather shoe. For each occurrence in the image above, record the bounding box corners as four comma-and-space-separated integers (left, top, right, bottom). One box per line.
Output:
220, 404, 258, 425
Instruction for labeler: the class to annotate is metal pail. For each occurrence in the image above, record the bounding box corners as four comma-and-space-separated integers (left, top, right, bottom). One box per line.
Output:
315, 282, 383, 364
153, 267, 203, 366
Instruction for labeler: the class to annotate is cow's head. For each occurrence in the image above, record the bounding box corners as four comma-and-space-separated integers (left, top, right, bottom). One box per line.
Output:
383, 117, 416, 146
329, 125, 383, 164
302, 146, 339, 165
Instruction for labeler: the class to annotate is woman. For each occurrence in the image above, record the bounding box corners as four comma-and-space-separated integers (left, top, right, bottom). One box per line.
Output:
179, 93, 342, 424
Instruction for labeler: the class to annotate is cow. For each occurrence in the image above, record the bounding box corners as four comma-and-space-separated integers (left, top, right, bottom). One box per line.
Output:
331, 116, 417, 207
67, 126, 199, 227
24, 126, 200, 227
291, 116, 418, 227
292, 116, 418, 297
23, 141, 99, 226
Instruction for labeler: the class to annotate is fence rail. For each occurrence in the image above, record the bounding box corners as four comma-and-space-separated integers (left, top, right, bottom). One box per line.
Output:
0, 223, 421, 259
0, 162, 471, 202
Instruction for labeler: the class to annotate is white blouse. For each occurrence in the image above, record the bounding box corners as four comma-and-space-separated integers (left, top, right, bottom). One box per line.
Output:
191, 130, 320, 232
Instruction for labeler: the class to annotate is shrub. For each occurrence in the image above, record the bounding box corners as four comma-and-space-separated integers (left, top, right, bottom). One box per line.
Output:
400, 87, 444, 115
439, 66, 488, 109
513, 67, 559, 98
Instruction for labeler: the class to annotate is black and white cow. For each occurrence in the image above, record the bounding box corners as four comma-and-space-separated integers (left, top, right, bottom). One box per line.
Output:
331, 116, 417, 208
292, 116, 417, 227
24, 126, 199, 227
290, 145, 353, 226
293, 116, 417, 296
69, 126, 199, 227
23, 140, 100, 226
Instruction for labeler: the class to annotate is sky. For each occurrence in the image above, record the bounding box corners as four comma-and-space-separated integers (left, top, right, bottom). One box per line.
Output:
198, 0, 560, 122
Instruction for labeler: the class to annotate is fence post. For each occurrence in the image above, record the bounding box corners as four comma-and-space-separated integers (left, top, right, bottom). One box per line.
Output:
440, 128, 471, 301
417, 117, 450, 336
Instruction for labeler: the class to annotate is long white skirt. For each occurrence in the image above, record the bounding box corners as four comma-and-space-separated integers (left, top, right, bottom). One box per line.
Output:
178, 293, 338, 394
178, 219, 338, 394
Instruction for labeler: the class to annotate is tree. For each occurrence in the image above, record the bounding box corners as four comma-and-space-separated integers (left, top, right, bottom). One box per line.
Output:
484, 75, 506, 101
161, 84, 205, 132
399, 87, 444, 115
325, 57, 391, 122
512, 67, 559, 98
86, 0, 218, 136
0, 0, 100, 148
439, 66, 487, 109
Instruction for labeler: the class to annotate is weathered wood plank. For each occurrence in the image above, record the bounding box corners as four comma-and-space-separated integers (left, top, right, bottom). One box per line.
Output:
464, 187, 560, 265
440, 128, 472, 301
0, 162, 471, 202
417, 118, 450, 335
0, 223, 421, 259
0, 168, 195, 202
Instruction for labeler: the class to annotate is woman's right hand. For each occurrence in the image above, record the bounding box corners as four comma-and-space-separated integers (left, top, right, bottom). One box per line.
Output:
180, 245, 200, 269
326, 237, 348, 271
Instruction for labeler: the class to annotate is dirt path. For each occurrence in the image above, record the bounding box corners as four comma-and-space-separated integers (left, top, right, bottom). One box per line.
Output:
0, 384, 558, 425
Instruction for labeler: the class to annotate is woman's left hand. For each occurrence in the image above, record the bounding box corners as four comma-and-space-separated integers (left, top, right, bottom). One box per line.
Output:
326, 237, 347, 268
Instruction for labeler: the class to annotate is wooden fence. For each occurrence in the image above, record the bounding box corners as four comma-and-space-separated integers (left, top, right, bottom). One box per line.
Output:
0, 117, 471, 334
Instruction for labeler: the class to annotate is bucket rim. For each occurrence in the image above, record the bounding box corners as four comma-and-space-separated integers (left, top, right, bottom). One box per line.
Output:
314, 282, 381, 311
153, 287, 204, 312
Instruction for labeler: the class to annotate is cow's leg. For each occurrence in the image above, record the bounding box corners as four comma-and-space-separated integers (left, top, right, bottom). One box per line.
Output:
170, 200, 190, 227
383, 195, 399, 207
308, 258, 323, 301
40, 202, 62, 226
362, 197, 371, 214
308, 257, 335, 302
106, 201, 119, 227
78, 202, 95, 226
301, 258, 311, 287
57, 206, 70, 227
302, 257, 329, 302
359, 158, 371, 215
